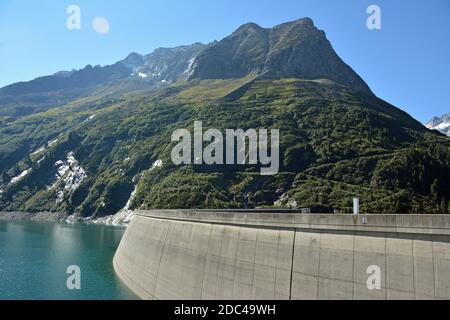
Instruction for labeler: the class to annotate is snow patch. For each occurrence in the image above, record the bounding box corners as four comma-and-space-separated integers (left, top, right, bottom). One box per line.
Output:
435, 122, 450, 131
151, 159, 163, 170
92, 185, 138, 226
138, 72, 148, 78
10, 169, 31, 184
32, 138, 59, 155
274, 193, 298, 209
185, 57, 196, 75
50, 152, 87, 203
424, 114, 450, 136
32, 147, 45, 155
48, 139, 59, 147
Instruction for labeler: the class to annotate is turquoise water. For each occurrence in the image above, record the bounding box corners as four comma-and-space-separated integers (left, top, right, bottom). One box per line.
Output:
0, 220, 137, 300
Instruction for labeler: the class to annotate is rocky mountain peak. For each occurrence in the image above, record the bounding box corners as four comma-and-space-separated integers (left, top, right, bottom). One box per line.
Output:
189, 18, 371, 93
233, 22, 265, 34
425, 113, 450, 136
120, 52, 145, 71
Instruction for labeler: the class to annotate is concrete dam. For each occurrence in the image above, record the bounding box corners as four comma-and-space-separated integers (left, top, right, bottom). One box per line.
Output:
113, 210, 450, 300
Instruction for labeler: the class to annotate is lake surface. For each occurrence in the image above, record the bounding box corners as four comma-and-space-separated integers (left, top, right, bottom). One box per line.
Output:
0, 220, 137, 300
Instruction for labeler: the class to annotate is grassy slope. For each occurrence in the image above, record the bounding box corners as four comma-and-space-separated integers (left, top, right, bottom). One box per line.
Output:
1, 78, 449, 215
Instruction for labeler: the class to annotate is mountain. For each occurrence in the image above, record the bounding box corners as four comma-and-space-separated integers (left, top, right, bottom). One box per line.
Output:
138, 43, 207, 82
0, 43, 207, 97
425, 113, 450, 136
0, 18, 449, 216
0, 63, 131, 97
0, 18, 371, 120
0, 43, 206, 120
189, 18, 371, 93
119, 43, 207, 82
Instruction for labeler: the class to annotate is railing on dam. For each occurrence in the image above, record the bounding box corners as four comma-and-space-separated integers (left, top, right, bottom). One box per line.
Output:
114, 210, 450, 300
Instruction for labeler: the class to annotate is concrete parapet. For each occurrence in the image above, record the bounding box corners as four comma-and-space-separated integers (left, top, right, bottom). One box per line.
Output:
113, 210, 450, 300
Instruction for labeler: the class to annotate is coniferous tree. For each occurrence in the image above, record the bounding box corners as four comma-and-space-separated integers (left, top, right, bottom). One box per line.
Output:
1, 171, 8, 184
25, 155, 32, 167
431, 179, 440, 201
441, 198, 448, 215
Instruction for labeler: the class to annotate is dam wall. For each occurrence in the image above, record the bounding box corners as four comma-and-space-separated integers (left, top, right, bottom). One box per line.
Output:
113, 210, 450, 300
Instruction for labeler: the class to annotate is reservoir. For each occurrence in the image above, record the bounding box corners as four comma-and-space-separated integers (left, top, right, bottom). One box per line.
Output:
0, 220, 137, 300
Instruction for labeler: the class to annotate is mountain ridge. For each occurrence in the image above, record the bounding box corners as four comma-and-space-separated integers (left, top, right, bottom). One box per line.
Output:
0, 17, 449, 216
0, 18, 371, 118
189, 18, 372, 93
425, 113, 450, 136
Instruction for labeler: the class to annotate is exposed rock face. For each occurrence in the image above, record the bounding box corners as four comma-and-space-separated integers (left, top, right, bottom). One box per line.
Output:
0, 44, 206, 98
1, 17, 449, 216
138, 43, 207, 82
189, 18, 371, 93
0, 18, 371, 120
0, 63, 131, 96
120, 52, 146, 71
425, 113, 450, 136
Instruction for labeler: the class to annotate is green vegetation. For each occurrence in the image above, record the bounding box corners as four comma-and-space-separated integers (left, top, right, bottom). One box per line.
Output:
1, 78, 449, 215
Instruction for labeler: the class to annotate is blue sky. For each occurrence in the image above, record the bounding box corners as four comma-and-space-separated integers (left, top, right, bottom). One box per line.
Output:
0, 0, 449, 122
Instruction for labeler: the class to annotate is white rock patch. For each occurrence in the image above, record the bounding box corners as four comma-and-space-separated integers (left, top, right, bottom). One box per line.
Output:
32, 147, 45, 155
185, 57, 196, 75
93, 185, 138, 226
10, 169, 31, 184
274, 192, 298, 209
48, 139, 59, 147
50, 152, 87, 203
151, 159, 163, 170
32, 138, 60, 155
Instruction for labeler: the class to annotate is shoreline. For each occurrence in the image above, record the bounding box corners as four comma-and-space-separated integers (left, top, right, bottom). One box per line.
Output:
0, 211, 68, 222
0, 211, 133, 226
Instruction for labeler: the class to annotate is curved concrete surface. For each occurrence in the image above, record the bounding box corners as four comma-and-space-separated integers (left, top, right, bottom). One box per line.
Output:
114, 210, 450, 300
